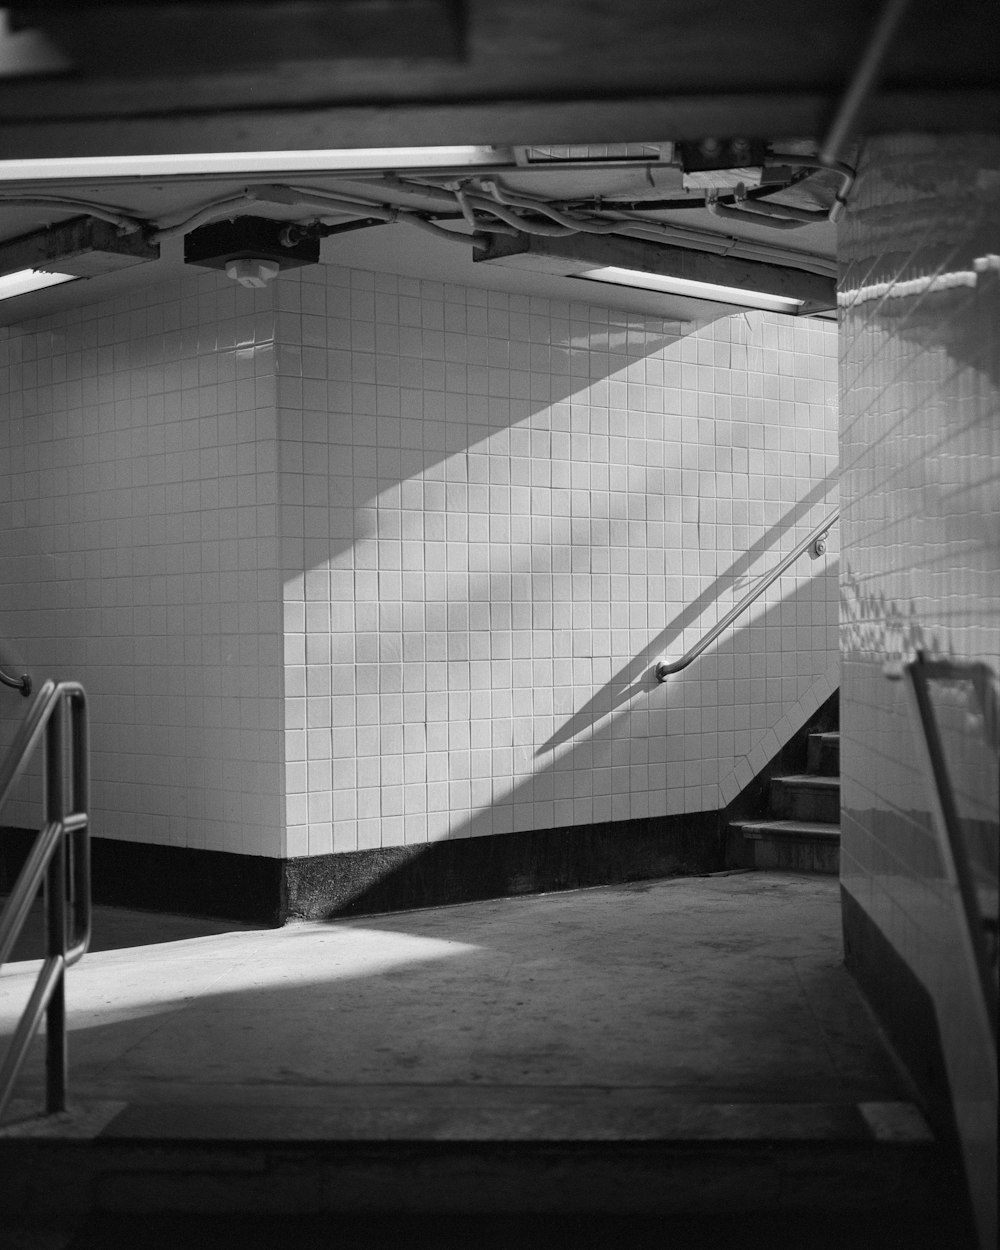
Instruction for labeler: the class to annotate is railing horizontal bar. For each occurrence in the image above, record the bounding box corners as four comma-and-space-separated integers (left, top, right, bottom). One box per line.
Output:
0, 821, 63, 968
657, 507, 839, 679
0, 955, 64, 1122
0, 680, 90, 1124
0, 681, 84, 812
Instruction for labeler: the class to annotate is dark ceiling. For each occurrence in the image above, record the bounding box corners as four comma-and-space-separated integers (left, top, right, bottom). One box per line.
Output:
0, 0, 995, 323
0, 0, 996, 158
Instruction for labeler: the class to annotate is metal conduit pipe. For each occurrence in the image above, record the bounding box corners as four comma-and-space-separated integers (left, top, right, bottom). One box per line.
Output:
461, 194, 578, 237
478, 181, 837, 268
706, 198, 808, 230
469, 187, 837, 275
482, 181, 729, 246
454, 190, 518, 234
150, 195, 261, 243
732, 197, 830, 224
747, 156, 856, 221
0, 197, 144, 233
470, 189, 731, 252
395, 216, 487, 245
455, 187, 479, 228
480, 182, 624, 232
281, 192, 398, 221
818, 0, 912, 220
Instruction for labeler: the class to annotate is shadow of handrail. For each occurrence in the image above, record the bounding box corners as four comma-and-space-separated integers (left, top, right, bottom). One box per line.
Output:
538, 479, 838, 755
655, 507, 838, 680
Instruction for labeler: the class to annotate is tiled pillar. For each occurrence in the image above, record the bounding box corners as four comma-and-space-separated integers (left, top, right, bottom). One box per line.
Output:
838, 133, 999, 1245
275, 263, 839, 867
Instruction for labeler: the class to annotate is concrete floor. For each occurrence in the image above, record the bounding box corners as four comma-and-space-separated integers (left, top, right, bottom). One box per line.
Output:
3, 871, 977, 1250
1, 871, 911, 1128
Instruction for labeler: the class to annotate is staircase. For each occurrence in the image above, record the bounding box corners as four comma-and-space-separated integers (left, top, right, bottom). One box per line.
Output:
727, 725, 841, 875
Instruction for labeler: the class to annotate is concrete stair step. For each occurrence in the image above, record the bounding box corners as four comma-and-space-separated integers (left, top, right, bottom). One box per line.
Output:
0, 1095, 947, 1222
40, 1207, 977, 1250
726, 819, 841, 875
771, 774, 841, 824
807, 731, 841, 777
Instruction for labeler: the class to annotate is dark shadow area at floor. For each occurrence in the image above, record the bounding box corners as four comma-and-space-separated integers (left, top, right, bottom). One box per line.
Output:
285, 570, 837, 923
58, 1208, 978, 1250
0, 895, 257, 961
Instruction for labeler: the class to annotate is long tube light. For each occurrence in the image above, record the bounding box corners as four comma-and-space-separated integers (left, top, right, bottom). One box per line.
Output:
579, 265, 806, 314
0, 268, 77, 301
0, 147, 505, 182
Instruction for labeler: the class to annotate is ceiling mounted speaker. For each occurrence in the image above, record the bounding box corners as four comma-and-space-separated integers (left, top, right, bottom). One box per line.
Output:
183, 216, 321, 279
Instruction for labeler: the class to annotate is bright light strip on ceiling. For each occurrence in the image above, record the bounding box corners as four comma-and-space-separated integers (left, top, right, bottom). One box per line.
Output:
580, 266, 805, 313
0, 268, 77, 301
0, 146, 502, 182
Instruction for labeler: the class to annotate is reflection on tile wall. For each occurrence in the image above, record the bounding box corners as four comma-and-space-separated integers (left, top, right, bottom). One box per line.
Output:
0, 275, 285, 856
839, 133, 999, 1233
275, 264, 839, 859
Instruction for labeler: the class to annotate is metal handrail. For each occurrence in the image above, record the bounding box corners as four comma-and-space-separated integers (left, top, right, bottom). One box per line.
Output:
655, 508, 839, 680
891, 653, 998, 1040
889, 652, 998, 1250
0, 679, 90, 1122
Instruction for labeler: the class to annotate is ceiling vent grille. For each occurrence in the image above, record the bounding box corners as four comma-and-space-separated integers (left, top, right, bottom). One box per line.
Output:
514, 143, 673, 167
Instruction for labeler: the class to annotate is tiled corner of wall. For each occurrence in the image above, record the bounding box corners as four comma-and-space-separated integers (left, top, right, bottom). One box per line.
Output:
0, 273, 286, 856
2, 256, 839, 864
276, 263, 840, 858
839, 132, 1000, 947
838, 133, 999, 1214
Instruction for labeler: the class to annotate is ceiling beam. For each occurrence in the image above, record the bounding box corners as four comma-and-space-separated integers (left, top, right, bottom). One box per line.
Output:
0, 216, 158, 277
0, 91, 997, 163
475, 231, 837, 315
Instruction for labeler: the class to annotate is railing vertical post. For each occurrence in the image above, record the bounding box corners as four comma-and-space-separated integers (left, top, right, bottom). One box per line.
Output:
70, 691, 91, 956
43, 696, 68, 1115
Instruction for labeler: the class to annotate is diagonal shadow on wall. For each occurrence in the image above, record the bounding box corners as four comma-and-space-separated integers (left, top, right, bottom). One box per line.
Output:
537, 478, 839, 754
283, 564, 837, 921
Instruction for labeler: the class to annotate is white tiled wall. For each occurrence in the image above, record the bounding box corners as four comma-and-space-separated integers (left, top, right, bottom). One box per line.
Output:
1, 259, 838, 862
275, 264, 839, 859
0, 274, 286, 856
838, 133, 999, 1236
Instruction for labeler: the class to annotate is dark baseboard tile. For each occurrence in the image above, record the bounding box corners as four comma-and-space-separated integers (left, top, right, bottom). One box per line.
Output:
1, 813, 724, 926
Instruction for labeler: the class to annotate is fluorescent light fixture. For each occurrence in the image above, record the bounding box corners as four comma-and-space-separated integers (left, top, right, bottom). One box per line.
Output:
580, 265, 805, 314
0, 268, 77, 301
0, 146, 503, 182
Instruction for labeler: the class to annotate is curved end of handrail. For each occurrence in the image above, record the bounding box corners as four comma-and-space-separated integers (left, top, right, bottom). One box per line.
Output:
0, 667, 32, 697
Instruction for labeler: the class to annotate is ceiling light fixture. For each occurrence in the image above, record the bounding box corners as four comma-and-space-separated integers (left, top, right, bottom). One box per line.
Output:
0, 146, 505, 182
0, 268, 77, 301
579, 266, 806, 314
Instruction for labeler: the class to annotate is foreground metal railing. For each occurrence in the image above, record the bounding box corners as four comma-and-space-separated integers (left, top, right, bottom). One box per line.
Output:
889, 652, 998, 1250
0, 680, 90, 1122
891, 652, 998, 1037
656, 508, 839, 680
